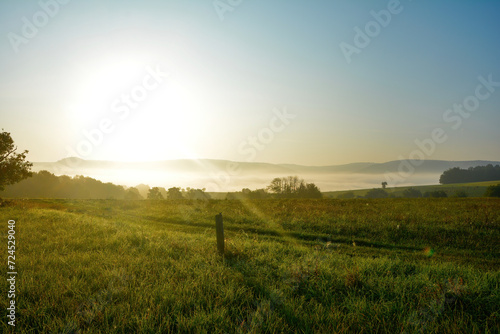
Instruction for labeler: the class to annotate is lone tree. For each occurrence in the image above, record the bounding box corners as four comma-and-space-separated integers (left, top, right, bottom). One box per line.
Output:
381, 181, 387, 189
0, 131, 32, 191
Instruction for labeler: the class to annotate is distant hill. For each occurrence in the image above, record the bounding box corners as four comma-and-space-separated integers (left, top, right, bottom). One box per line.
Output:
356, 160, 500, 174
33, 158, 500, 175
272, 160, 500, 174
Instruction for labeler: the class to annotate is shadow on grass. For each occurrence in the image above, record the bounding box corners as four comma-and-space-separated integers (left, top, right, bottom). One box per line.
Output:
141, 214, 424, 254
131, 214, 284, 238
222, 256, 308, 332
114, 212, 426, 258
39, 200, 425, 255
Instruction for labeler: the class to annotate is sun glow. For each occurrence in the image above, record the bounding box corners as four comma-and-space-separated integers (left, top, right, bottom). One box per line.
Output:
69, 55, 152, 121
66, 54, 208, 162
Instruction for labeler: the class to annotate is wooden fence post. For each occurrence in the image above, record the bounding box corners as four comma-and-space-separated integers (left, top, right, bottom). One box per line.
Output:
215, 213, 224, 255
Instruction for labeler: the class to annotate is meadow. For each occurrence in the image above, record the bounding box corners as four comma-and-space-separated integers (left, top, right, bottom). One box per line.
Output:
325, 180, 500, 198
1, 198, 499, 333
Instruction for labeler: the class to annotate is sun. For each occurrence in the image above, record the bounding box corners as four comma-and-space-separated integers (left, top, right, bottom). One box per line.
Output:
68, 56, 149, 125
66, 54, 208, 162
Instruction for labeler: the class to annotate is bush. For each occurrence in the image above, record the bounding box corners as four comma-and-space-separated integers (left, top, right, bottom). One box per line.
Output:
423, 190, 448, 198
484, 184, 500, 197
338, 192, 355, 199
365, 188, 388, 199
454, 191, 468, 198
402, 188, 422, 198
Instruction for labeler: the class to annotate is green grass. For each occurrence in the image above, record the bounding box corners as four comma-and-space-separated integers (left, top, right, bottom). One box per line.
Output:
1, 198, 499, 333
325, 180, 500, 198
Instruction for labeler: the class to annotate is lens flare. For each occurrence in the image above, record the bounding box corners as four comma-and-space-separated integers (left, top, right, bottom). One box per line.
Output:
424, 247, 435, 257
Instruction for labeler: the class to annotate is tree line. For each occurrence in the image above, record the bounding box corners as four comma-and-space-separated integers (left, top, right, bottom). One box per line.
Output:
1, 171, 323, 200
0, 170, 216, 200
1, 170, 143, 199
439, 164, 500, 184
146, 187, 211, 200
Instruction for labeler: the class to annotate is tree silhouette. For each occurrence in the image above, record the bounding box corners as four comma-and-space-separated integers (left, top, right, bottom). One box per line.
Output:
300, 183, 322, 198
440, 165, 500, 184
266, 176, 322, 198
1, 170, 138, 199
267, 177, 283, 194
183, 188, 211, 200
0, 131, 32, 191
167, 187, 184, 199
147, 187, 164, 200
125, 187, 143, 199
381, 181, 387, 189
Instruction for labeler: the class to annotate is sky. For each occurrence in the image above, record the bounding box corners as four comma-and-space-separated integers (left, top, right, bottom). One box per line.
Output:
1, 0, 499, 166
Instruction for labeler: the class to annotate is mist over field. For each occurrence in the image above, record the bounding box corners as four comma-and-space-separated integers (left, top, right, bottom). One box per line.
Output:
31, 158, 500, 191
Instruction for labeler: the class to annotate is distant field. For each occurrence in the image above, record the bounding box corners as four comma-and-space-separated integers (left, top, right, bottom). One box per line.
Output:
324, 180, 500, 198
1, 198, 499, 333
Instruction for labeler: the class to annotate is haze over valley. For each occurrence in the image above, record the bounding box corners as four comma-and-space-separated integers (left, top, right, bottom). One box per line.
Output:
32, 158, 500, 192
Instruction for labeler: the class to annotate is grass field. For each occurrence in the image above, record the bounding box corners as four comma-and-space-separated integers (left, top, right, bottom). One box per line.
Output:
324, 180, 500, 198
1, 198, 499, 333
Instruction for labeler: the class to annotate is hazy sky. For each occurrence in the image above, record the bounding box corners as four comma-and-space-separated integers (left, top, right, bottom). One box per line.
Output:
1, 0, 499, 165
